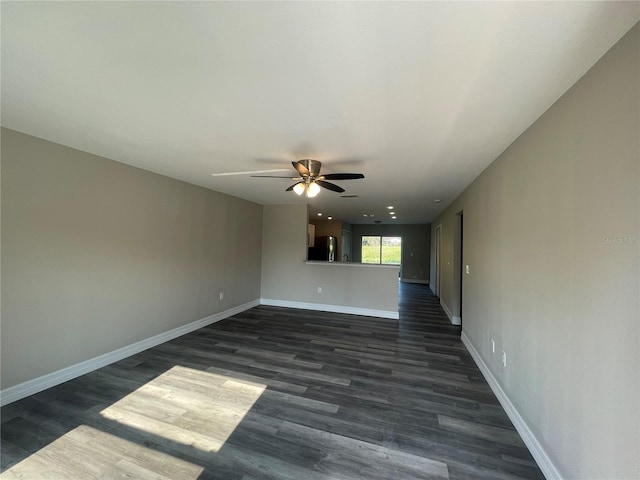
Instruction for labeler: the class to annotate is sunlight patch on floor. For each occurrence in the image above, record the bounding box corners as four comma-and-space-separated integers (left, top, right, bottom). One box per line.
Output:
100, 366, 266, 453
1, 367, 266, 479
0, 424, 204, 480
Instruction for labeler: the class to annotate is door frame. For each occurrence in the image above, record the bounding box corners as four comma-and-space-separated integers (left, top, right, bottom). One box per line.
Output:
452, 211, 463, 327
434, 224, 442, 298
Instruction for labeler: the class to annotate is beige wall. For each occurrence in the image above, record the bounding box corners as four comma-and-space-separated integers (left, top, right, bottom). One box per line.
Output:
1, 129, 263, 389
352, 223, 430, 283
431, 25, 639, 478
262, 205, 399, 315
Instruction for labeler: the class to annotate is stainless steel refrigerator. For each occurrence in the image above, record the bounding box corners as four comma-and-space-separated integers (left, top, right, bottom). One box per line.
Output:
308, 235, 337, 262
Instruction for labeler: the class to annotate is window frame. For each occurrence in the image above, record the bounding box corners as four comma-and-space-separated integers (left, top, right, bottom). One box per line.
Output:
361, 235, 402, 265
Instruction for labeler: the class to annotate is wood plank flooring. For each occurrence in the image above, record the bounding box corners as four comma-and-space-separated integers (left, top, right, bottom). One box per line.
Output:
1, 283, 545, 479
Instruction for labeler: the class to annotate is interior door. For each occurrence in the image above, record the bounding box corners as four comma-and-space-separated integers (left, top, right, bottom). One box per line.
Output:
434, 225, 441, 298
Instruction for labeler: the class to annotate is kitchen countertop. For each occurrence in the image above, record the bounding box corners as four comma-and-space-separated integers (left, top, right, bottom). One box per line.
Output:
304, 261, 399, 269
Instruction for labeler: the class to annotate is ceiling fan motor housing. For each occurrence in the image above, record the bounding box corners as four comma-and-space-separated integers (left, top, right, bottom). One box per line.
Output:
298, 159, 322, 178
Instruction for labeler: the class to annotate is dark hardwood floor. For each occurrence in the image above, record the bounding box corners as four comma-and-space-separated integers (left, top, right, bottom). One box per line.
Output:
1, 283, 544, 479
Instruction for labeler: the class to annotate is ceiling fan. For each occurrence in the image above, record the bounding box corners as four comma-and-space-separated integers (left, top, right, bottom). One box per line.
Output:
252, 159, 364, 197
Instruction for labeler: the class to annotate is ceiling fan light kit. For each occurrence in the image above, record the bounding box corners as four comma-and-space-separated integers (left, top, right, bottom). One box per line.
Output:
292, 182, 306, 195
307, 182, 321, 197
291, 179, 321, 197
253, 159, 364, 197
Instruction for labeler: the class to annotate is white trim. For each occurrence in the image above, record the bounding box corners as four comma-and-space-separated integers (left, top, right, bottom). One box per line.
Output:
434, 224, 442, 298
0, 299, 260, 407
441, 300, 453, 319
461, 332, 562, 480
400, 278, 430, 285
440, 299, 459, 326
260, 298, 399, 320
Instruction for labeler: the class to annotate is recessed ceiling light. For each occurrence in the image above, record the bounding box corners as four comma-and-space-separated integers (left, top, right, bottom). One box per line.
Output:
317, 213, 322, 216
434, 199, 441, 203
387, 206, 394, 210
362, 214, 369, 217
391, 216, 397, 219
327, 216, 333, 220
389, 211, 395, 215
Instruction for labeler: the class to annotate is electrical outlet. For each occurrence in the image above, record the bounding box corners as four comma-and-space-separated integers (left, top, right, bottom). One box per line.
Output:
491, 339, 496, 354
501, 351, 507, 367
317, 286, 322, 294
219, 292, 224, 301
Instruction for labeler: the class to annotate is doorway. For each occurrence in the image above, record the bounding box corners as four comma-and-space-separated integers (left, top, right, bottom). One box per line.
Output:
434, 225, 442, 298
342, 229, 352, 262
452, 211, 463, 327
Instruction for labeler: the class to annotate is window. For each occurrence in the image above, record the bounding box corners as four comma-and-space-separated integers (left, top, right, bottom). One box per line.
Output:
361, 236, 402, 265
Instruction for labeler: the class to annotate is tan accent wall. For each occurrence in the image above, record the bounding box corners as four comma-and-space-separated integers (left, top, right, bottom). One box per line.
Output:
431, 25, 639, 478
1, 129, 263, 389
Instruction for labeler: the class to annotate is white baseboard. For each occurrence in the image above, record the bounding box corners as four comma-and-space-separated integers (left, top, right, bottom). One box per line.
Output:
260, 298, 399, 320
0, 299, 260, 407
461, 332, 562, 480
400, 278, 430, 285
440, 300, 460, 326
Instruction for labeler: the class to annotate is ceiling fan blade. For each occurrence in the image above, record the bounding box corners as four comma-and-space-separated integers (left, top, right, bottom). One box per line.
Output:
292, 161, 310, 177
211, 168, 289, 177
286, 182, 303, 192
316, 180, 345, 193
251, 175, 298, 178
320, 173, 365, 180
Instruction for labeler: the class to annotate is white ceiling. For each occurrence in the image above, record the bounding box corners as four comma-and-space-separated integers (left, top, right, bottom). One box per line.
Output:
2, 2, 638, 224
